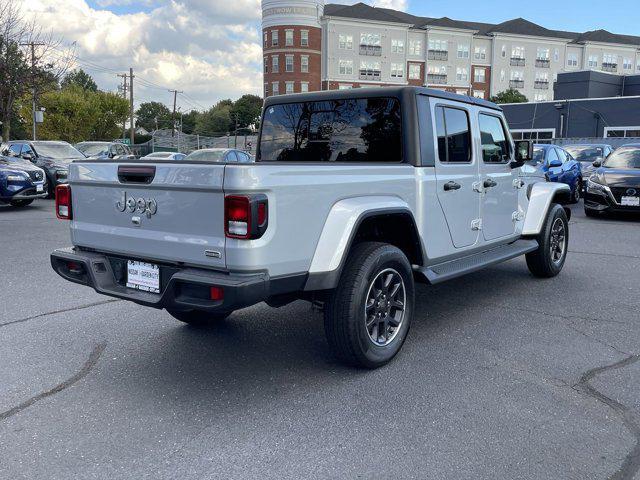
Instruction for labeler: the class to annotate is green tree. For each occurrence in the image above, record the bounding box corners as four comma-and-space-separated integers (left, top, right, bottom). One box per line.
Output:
181, 109, 199, 135
90, 90, 129, 140
490, 88, 528, 104
230, 94, 263, 129
61, 69, 98, 92
135, 101, 172, 132
195, 100, 233, 136
30, 86, 93, 142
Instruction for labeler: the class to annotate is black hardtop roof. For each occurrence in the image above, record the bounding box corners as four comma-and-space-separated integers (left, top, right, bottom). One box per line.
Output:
263, 86, 502, 112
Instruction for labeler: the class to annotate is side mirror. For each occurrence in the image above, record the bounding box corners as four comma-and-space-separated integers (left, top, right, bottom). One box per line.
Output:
592, 160, 602, 168
510, 140, 533, 168
548, 159, 562, 168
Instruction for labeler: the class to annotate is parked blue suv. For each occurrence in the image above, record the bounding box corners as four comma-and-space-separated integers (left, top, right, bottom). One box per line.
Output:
0, 154, 48, 207
532, 144, 583, 203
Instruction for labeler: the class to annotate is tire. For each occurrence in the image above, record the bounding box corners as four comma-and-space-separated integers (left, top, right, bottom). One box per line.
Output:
584, 207, 598, 218
571, 180, 582, 204
324, 242, 415, 369
526, 204, 569, 278
10, 199, 34, 207
166, 309, 231, 326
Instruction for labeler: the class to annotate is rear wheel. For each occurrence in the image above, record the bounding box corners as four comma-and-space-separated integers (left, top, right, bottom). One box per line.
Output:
166, 309, 231, 326
10, 199, 34, 207
526, 204, 569, 278
324, 242, 414, 369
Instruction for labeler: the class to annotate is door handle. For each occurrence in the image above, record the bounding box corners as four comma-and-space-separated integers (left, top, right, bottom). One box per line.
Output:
443, 181, 461, 191
483, 178, 498, 188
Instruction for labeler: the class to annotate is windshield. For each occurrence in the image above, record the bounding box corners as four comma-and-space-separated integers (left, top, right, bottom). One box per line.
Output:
564, 146, 603, 162
77, 143, 109, 156
184, 150, 226, 162
603, 147, 640, 169
34, 142, 85, 161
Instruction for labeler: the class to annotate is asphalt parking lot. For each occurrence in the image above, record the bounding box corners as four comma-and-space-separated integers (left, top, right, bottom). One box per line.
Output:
1, 199, 639, 480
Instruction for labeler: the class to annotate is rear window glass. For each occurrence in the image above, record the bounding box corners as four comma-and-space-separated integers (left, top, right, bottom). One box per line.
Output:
258, 97, 402, 162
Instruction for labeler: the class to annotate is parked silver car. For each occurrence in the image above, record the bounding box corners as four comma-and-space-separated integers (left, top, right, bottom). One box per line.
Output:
141, 152, 187, 161
184, 148, 253, 163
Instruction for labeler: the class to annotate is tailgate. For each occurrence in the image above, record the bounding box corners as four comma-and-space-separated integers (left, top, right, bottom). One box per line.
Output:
69, 162, 227, 269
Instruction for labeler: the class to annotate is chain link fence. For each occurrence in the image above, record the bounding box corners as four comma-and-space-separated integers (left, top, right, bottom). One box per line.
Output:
132, 129, 258, 157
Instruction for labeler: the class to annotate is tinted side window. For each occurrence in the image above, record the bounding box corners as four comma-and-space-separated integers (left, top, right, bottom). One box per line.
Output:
9, 144, 22, 156
259, 97, 402, 162
556, 148, 568, 163
435, 106, 472, 163
22, 144, 33, 156
226, 151, 239, 162
479, 114, 510, 163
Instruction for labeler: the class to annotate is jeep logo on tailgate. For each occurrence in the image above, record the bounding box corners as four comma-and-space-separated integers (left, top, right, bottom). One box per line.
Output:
116, 192, 158, 218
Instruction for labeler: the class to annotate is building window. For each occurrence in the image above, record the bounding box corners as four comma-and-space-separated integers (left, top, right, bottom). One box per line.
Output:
511, 45, 525, 60
536, 48, 549, 60
623, 58, 633, 71
391, 63, 404, 78
567, 53, 578, 67
473, 90, 485, 99
604, 126, 640, 138
264, 83, 268, 97
360, 60, 381, 80
272, 55, 279, 73
285, 55, 294, 72
409, 40, 422, 56
338, 84, 352, 90
473, 68, 485, 83
285, 29, 293, 47
511, 129, 555, 142
588, 55, 598, 68
263, 32, 268, 47
603, 53, 618, 71
301, 55, 309, 73
301, 30, 309, 47
510, 70, 524, 88
300, 82, 309, 93
534, 93, 548, 102
409, 64, 421, 80
456, 67, 469, 82
391, 39, 404, 54
339, 59, 353, 75
428, 39, 447, 52
474, 46, 486, 61
272, 81, 279, 95
457, 44, 469, 59
637, 61, 640, 71
360, 33, 382, 56
339, 34, 353, 50
285, 81, 294, 94
271, 30, 278, 47
263, 57, 268, 74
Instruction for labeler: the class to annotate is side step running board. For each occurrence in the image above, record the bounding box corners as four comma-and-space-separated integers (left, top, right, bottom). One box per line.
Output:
416, 239, 539, 285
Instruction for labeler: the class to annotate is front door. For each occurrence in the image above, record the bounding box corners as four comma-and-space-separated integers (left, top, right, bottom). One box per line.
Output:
478, 113, 520, 241
433, 103, 481, 249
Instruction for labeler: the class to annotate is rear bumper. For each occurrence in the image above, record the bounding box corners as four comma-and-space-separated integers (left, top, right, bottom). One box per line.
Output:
51, 247, 305, 313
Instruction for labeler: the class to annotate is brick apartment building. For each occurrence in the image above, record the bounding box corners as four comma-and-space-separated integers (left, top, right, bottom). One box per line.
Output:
262, 0, 640, 101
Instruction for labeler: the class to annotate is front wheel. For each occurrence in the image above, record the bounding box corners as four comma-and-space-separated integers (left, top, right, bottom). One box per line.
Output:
324, 242, 415, 369
10, 199, 34, 207
526, 204, 569, 278
166, 309, 231, 326
571, 179, 582, 204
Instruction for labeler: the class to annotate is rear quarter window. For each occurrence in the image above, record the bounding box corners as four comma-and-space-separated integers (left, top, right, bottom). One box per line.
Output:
258, 97, 402, 163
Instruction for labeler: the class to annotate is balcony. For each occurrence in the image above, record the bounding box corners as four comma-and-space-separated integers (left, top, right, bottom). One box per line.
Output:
359, 44, 382, 56
428, 50, 448, 61
534, 80, 549, 90
359, 69, 381, 80
535, 58, 550, 68
602, 62, 618, 72
427, 73, 448, 85
509, 79, 524, 89
510, 57, 526, 66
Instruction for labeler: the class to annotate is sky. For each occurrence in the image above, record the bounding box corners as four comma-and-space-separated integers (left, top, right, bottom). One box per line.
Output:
21, 0, 640, 112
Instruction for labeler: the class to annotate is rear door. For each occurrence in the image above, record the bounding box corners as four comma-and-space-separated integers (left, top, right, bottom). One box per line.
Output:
69, 161, 227, 269
433, 102, 481, 249
478, 113, 519, 241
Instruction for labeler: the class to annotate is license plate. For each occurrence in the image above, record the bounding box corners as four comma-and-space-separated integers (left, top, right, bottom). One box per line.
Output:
36, 184, 43, 192
622, 196, 640, 206
126, 260, 160, 293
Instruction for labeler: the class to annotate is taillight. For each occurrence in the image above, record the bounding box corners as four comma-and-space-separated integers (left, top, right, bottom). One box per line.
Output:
224, 194, 268, 239
55, 184, 72, 220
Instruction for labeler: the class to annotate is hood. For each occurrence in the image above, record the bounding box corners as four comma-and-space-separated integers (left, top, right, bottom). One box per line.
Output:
595, 168, 640, 187
0, 157, 41, 173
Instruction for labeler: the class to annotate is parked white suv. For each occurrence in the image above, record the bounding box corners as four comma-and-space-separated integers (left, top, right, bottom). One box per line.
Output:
51, 87, 571, 368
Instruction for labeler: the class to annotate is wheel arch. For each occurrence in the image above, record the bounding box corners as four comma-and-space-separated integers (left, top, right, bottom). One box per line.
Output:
522, 182, 571, 236
304, 197, 423, 291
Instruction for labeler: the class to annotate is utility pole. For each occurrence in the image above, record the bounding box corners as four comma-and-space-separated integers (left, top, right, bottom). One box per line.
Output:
20, 42, 46, 141
233, 113, 239, 148
117, 73, 128, 140
168, 89, 183, 137
129, 68, 135, 146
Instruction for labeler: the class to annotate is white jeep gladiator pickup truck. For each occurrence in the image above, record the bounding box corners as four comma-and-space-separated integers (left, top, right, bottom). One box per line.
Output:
51, 87, 571, 368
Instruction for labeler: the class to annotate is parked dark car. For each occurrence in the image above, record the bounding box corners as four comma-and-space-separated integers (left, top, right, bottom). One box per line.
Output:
563, 144, 614, 186
184, 148, 253, 163
584, 144, 640, 217
531, 144, 583, 203
0, 154, 48, 207
76, 141, 135, 160
3, 141, 85, 197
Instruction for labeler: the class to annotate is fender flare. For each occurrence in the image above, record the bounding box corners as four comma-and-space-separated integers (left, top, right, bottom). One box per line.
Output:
522, 182, 571, 236
304, 196, 417, 291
